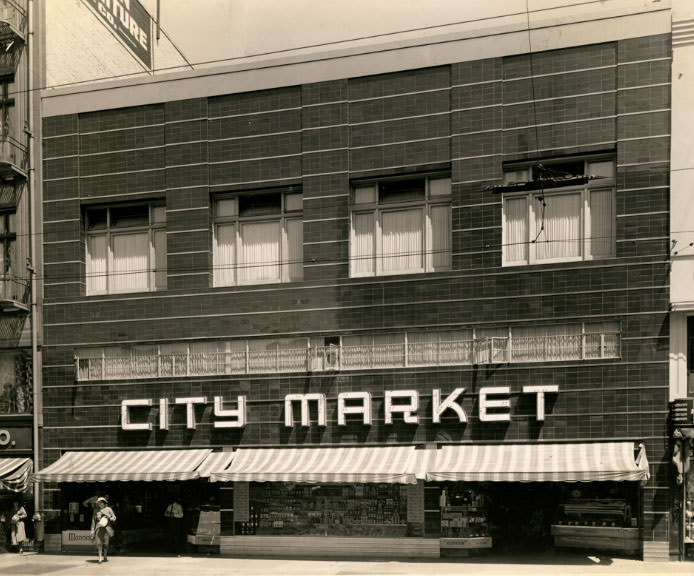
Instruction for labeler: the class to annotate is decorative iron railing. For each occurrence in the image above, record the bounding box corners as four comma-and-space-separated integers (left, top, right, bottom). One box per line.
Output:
0, 137, 28, 177
76, 330, 620, 381
0, 1, 27, 38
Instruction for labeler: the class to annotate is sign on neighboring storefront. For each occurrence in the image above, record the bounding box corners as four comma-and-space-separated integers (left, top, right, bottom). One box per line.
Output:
82, 0, 152, 70
120, 386, 559, 431
670, 398, 694, 427
0, 425, 32, 450
61, 530, 94, 550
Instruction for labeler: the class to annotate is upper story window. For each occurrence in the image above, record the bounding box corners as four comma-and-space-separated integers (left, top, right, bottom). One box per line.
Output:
213, 189, 303, 286
0, 81, 13, 138
0, 350, 31, 414
350, 175, 451, 277
0, 211, 15, 281
501, 158, 615, 266
85, 203, 167, 295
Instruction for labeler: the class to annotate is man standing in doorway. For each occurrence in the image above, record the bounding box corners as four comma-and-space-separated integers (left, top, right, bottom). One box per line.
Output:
164, 498, 184, 555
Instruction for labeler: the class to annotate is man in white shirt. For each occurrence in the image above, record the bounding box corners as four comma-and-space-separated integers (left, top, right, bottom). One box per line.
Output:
164, 498, 185, 555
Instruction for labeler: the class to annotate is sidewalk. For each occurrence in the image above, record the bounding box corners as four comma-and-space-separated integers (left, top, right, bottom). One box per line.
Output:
0, 551, 686, 576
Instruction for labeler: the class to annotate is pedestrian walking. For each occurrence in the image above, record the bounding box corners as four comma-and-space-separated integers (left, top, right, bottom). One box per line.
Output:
164, 497, 185, 555
90, 496, 116, 564
10, 501, 27, 554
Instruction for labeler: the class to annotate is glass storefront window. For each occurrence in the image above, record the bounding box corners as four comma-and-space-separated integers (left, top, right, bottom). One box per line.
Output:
240, 483, 407, 537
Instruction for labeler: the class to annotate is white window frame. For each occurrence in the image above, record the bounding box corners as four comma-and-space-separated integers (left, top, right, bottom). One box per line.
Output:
213, 190, 303, 287
502, 158, 615, 266
85, 203, 166, 295
350, 175, 451, 277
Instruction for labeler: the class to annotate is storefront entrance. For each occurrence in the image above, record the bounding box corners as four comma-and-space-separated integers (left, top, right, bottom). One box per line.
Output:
59, 481, 219, 554
485, 482, 560, 554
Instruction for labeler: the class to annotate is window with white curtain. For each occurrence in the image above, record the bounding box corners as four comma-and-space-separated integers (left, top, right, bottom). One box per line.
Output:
502, 158, 615, 266
85, 203, 166, 295
350, 175, 451, 277
213, 190, 303, 286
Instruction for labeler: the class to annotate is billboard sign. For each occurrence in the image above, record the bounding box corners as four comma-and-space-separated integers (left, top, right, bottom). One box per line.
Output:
83, 0, 152, 70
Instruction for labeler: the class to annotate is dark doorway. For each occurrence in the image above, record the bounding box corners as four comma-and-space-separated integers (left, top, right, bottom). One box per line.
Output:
485, 482, 561, 554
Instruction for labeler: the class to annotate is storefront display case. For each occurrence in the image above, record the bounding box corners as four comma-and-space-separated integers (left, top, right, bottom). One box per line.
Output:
242, 483, 408, 538
551, 485, 640, 554
439, 484, 492, 552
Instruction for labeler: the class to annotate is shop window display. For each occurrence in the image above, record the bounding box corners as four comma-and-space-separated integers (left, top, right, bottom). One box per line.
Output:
439, 484, 492, 554
239, 483, 407, 537
686, 473, 694, 559
551, 483, 640, 555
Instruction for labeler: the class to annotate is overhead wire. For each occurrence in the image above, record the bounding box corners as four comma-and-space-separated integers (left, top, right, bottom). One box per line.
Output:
0, 0, 637, 100
0, 0, 675, 287
12, 230, 669, 286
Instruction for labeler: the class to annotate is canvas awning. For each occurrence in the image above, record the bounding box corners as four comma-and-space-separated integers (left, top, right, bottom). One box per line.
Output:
209, 446, 418, 484
32, 449, 212, 482
196, 451, 235, 478
0, 457, 33, 492
424, 442, 649, 482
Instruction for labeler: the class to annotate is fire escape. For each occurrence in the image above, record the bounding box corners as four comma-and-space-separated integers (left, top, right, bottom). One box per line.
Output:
0, 0, 27, 315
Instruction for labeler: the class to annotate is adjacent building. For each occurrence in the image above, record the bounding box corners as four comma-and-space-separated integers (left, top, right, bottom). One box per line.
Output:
0, 0, 36, 531
669, 0, 694, 563
34, 0, 685, 563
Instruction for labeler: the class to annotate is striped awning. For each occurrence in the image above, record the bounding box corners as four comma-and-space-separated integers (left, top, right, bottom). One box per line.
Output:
425, 442, 650, 482
0, 457, 33, 492
196, 451, 235, 478
32, 449, 212, 482
210, 446, 418, 484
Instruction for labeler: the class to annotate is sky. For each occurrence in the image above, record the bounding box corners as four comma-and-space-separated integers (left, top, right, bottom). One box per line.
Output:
46, 0, 679, 88
145, 0, 526, 66
45, 0, 532, 87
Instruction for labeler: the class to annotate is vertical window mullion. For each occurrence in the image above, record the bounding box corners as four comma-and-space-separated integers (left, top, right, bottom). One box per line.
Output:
404, 332, 409, 367
600, 332, 606, 359
106, 229, 113, 294
280, 216, 287, 283
375, 210, 382, 276
148, 226, 155, 291
235, 223, 241, 286
422, 204, 429, 272
527, 194, 535, 265
582, 187, 588, 260
581, 323, 586, 360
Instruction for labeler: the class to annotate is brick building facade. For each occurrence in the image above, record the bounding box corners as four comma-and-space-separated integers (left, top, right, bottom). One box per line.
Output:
36, 4, 678, 561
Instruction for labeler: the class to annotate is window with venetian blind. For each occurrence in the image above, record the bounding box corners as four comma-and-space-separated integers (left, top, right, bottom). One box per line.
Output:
213, 190, 303, 286
350, 175, 451, 277
85, 203, 166, 295
502, 158, 615, 266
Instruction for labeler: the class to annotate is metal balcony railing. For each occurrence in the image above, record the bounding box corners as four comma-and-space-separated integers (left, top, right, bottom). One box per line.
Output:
0, 1, 27, 41
0, 137, 27, 179
0, 273, 29, 312
75, 330, 620, 382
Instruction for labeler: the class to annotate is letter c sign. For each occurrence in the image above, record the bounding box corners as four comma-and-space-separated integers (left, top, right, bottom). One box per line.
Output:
0, 429, 10, 446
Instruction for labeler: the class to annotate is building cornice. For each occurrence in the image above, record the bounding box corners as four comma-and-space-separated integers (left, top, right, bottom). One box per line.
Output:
41, 1, 671, 117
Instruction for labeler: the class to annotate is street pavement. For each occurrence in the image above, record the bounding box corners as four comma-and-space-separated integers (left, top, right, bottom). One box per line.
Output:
0, 550, 686, 576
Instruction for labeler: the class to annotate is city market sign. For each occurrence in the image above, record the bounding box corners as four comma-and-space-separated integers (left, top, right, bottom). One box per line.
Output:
120, 386, 558, 431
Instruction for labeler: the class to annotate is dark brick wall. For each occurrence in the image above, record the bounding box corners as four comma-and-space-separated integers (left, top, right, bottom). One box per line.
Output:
41, 35, 672, 542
